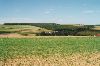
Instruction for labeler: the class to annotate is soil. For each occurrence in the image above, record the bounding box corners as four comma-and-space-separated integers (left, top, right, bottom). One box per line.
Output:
0, 52, 100, 66
0, 33, 34, 38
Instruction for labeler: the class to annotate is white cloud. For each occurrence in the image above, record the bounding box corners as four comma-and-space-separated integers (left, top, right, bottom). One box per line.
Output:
82, 9, 100, 14
49, 8, 55, 11
44, 11, 51, 14
0, 17, 35, 23
44, 8, 55, 15
83, 10, 94, 14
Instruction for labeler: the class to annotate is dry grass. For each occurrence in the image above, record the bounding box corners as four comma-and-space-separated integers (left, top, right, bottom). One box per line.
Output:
93, 26, 100, 30
0, 52, 100, 66
0, 33, 33, 38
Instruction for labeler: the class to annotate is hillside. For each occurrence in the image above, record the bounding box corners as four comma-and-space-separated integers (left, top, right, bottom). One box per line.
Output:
0, 25, 51, 37
0, 23, 100, 37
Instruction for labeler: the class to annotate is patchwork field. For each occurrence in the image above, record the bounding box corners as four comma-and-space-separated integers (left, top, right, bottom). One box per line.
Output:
0, 37, 100, 66
0, 25, 51, 37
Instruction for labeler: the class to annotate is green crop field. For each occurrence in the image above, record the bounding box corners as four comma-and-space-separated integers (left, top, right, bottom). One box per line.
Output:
0, 37, 100, 66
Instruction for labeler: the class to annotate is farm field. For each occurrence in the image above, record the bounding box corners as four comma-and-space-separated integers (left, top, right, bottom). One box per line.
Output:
0, 24, 100, 37
93, 26, 100, 30
0, 37, 100, 66
0, 25, 51, 37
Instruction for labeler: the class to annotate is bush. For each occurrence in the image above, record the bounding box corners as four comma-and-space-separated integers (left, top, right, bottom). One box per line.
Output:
76, 31, 96, 36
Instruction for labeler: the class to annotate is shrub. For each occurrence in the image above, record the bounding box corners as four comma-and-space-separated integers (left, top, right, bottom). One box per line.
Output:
76, 31, 96, 36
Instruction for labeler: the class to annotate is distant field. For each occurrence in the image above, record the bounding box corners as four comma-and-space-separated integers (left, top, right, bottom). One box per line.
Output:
0, 37, 100, 66
0, 25, 51, 36
0, 25, 49, 31
93, 26, 100, 30
0, 24, 100, 37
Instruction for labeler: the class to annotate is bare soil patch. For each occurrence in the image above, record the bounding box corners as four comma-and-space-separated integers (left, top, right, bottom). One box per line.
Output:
0, 33, 34, 38
0, 52, 100, 66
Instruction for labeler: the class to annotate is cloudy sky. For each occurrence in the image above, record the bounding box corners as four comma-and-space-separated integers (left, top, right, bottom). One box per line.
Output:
0, 0, 100, 25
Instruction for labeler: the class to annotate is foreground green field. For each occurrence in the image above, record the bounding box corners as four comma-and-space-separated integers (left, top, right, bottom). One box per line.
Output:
0, 37, 100, 66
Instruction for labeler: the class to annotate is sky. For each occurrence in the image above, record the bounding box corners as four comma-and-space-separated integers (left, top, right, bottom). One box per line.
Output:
0, 0, 100, 25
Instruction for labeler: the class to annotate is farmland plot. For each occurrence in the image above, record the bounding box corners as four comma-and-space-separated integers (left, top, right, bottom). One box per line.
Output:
0, 37, 100, 66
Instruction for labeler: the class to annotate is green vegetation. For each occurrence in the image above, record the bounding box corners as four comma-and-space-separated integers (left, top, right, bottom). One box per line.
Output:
0, 37, 100, 60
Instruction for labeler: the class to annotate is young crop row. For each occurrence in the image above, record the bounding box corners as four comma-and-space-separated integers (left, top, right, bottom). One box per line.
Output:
0, 37, 100, 60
